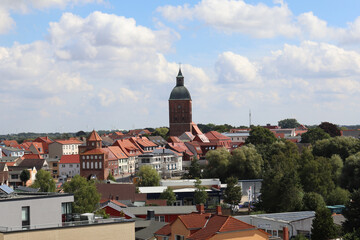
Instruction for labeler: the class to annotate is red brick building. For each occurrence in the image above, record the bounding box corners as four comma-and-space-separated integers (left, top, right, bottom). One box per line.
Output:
169, 69, 198, 137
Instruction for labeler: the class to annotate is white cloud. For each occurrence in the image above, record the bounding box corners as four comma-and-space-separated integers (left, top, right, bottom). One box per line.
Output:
158, 0, 298, 38
215, 51, 259, 84
0, 8, 15, 34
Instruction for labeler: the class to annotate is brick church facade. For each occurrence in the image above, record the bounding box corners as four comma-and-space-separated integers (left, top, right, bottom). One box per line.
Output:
169, 69, 202, 136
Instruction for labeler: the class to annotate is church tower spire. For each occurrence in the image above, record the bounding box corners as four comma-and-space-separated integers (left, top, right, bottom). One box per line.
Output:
176, 68, 184, 86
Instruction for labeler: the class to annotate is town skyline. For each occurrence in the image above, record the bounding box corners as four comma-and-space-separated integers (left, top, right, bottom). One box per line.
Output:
1, 0, 360, 134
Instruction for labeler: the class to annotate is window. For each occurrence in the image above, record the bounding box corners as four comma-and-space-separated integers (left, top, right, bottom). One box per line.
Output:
86, 156, 89, 159
175, 235, 184, 240
62, 164, 65, 167
69, 164, 73, 168
82, 162, 85, 169
53, 170, 58, 174
95, 155, 98, 159
95, 162, 98, 169
53, 163, 58, 167
11, 174, 19, 179
155, 216, 165, 222
87, 162, 89, 169
91, 162, 94, 169
99, 162, 102, 169
22, 206, 30, 228
90, 155, 93, 159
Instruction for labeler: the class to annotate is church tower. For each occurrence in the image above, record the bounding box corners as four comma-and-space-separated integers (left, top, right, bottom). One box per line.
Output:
169, 69, 193, 136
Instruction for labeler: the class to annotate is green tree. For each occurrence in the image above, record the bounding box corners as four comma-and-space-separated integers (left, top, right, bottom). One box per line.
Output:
137, 165, 160, 186
188, 157, 202, 179
302, 192, 326, 211
223, 177, 242, 213
260, 154, 303, 213
300, 128, 330, 144
343, 229, 360, 240
228, 145, 263, 179
329, 154, 343, 185
311, 207, 338, 240
326, 187, 350, 206
204, 148, 230, 181
343, 190, 360, 234
160, 187, 176, 206
194, 178, 208, 205
153, 127, 169, 139
245, 126, 277, 146
63, 175, 101, 213
299, 156, 335, 199
107, 172, 116, 181
319, 122, 341, 137
341, 152, 360, 191
20, 169, 30, 186
278, 118, 300, 128
312, 136, 360, 160
31, 169, 56, 192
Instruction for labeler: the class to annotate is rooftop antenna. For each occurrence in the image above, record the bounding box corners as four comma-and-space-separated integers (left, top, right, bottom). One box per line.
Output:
249, 109, 252, 128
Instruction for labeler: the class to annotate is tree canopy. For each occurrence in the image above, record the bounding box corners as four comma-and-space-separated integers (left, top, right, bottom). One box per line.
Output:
20, 169, 30, 185
300, 128, 330, 144
204, 148, 230, 181
63, 175, 100, 213
343, 190, 360, 234
223, 177, 242, 212
278, 118, 300, 128
228, 145, 263, 179
194, 178, 208, 205
153, 127, 169, 139
188, 157, 202, 179
302, 192, 326, 211
31, 169, 56, 192
160, 187, 176, 206
312, 136, 360, 160
341, 152, 360, 191
245, 126, 277, 146
319, 122, 341, 137
137, 165, 160, 186
311, 207, 338, 240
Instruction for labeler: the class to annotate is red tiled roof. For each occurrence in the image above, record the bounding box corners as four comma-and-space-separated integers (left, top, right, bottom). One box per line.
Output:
55, 139, 83, 145
82, 148, 107, 155
60, 154, 80, 164
107, 146, 128, 159
1, 140, 19, 148
191, 123, 203, 135
23, 154, 42, 160
30, 142, 45, 154
168, 136, 181, 143
205, 131, 231, 141
132, 137, 157, 148
34, 136, 53, 144
112, 139, 143, 157
154, 224, 171, 236
178, 213, 211, 229
19, 142, 32, 151
188, 215, 260, 240
128, 129, 151, 136
88, 130, 102, 141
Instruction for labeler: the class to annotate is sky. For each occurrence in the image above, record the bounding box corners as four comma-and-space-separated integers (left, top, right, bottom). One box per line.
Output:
1, 0, 360, 134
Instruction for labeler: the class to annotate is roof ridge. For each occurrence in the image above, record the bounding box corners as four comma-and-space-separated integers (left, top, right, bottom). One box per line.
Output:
218, 215, 231, 232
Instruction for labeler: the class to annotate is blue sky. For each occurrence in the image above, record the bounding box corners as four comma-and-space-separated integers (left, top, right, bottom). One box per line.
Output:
1, 0, 360, 134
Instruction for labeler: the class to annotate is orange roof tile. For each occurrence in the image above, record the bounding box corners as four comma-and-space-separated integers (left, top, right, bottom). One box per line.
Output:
60, 154, 80, 164
178, 213, 211, 229
107, 146, 127, 159
82, 148, 107, 155
55, 139, 83, 145
132, 137, 157, 148
88, 130, 102, 141
23, 154, 42, 160
154, 224, 171, 236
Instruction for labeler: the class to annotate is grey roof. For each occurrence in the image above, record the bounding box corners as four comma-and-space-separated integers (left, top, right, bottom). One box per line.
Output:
332, 214, 345, 226
2, 146, 23, 152
135, 220, 168, 240
169, 86, 191, 100
126, 206, 197, 215
15, 186, 39, 193
0, 156, 20, 162
236, 211, 315, 223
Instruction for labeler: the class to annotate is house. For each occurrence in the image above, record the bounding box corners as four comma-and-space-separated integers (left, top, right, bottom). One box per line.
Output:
48, 138, 83, 159
33, 136, 54, 158
131, 136, 158, 153
341, 129, 360, 139
135, 217, 168, 240
0, 188, 135, 240
222, 132, 250, 143
59, 154, 80, 177
96, 182, 147, 203
128, 129, 152, 137
235, 211, 315, 239
205, 131, 232, 150
28, 142, 46, 159
137, 148, 183, 178
127, 206, 197, 223
0, 140, 19, 148
108, 146, 129, 175
2, 147, 24, 158
18, 158, 49, 171
0, 163, 9, 185
7, 165, 37, 187
113, 139, 143, 174
155, 205, 269, 240
80, 130, 119, 180
179, 132, 195, 142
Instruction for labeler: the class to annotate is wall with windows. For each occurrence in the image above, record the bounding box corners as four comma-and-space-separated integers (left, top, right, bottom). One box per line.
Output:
0, 194, 74, 230
59, 163, 80, 177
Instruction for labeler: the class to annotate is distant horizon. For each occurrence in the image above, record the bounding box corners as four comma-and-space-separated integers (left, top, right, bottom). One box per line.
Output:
1, 1, 360, 134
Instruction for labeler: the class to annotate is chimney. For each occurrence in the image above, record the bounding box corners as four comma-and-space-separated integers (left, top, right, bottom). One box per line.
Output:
146, 210, 155, 220
197, 204, 205, 214
283, 227, 289, 240
216, 205, 222, 215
